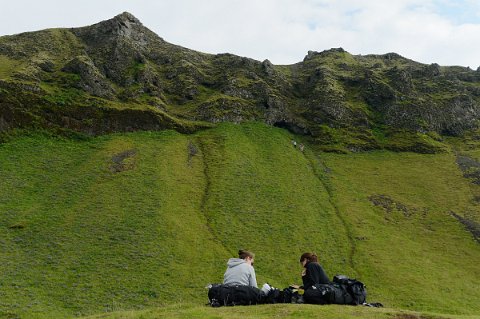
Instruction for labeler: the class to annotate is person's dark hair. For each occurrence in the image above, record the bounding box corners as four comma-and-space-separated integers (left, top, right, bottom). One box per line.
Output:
300, 252, 318, 264
238, 249, 255, 260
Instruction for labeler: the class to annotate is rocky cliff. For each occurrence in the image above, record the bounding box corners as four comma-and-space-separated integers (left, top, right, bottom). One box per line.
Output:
1, 12, 479, 151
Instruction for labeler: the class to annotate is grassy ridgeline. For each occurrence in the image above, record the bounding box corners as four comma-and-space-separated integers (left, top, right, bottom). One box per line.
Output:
0, 123, 479, 318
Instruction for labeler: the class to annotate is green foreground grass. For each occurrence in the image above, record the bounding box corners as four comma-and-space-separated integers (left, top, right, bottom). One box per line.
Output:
83, 303, 480, 319
0, 123, 479, 318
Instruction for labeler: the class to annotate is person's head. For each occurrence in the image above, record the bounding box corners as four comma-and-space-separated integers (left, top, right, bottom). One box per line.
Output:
239, 249, 255, 266
300, 252, 318, 267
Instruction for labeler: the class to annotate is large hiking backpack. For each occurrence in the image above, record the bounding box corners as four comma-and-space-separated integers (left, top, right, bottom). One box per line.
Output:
304, 275, 367, 305
332, 275, 367, 305
207, 284, 263, 307
330, 282, 355, 304
303, 284, 334, 304
303, 283, 356, 305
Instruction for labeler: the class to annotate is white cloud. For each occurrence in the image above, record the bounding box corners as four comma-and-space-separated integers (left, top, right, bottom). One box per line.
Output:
1, 0, 479, 67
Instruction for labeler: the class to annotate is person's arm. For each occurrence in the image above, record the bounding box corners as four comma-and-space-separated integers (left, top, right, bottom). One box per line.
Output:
318, 265, 330, 284
306, 263, 321, 285
249, 266, 258, 288
316, 264, 330, 284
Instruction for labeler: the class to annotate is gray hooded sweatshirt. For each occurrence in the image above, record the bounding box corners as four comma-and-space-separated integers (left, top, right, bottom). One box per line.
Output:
223, 258, 257, 288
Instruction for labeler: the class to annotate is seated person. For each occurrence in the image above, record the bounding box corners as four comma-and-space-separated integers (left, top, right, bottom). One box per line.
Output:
299, 252, 329, 290
223, 249, 257, 288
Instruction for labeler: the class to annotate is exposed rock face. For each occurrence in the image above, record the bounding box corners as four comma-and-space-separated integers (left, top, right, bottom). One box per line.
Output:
368, 194, 417, 217
72, 12, 152, 50
456, 155, 480, 184
451, 212, 480, 244
71, 12, 164, 86
62, 56, 114, 98
1, 12, 480, 150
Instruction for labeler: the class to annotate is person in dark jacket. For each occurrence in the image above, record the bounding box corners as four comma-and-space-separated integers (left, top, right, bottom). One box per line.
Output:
300, 252, 330, 290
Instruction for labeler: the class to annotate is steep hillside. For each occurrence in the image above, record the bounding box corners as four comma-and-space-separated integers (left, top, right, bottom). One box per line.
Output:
1, 12, 480, 152
0, 123, 479, 318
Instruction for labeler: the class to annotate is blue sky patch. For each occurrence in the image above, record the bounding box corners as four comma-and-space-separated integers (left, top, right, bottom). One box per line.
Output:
432, 0, 480, 25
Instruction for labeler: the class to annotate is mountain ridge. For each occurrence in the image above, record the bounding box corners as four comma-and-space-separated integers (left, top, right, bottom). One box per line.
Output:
1, 12, 480, 152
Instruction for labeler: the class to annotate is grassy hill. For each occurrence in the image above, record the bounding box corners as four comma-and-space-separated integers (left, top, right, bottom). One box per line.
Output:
1, 12, 480, 319
0, 123, 479, 318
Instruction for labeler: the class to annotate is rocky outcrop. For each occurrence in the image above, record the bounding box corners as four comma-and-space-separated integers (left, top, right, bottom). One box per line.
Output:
1, 12, 480, 150
456, 155, 480, 184
71, 12, 153, 51
62, 56, 114, 98
71, 12, 164, 86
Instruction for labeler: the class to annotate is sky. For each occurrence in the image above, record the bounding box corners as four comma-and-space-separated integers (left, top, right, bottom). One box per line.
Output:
1, 0, 480, 67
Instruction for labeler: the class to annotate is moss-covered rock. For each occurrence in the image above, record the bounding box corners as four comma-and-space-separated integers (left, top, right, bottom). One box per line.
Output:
2, 12, 480, 152
62, 55, 114, 98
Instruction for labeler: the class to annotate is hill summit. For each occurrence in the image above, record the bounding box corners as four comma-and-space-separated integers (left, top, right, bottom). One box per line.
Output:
1, 12, 480, 151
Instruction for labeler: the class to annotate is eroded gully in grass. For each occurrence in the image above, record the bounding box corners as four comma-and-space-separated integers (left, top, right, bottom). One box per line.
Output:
195, 136, 233, 256
303, 151, 359, 277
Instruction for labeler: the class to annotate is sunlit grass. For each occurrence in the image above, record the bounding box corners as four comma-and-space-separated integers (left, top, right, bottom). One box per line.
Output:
0, 123, 479, 318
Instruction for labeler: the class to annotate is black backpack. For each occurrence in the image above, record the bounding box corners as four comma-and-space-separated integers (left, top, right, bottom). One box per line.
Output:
275, 287, 304, 304
207, 284, 263, 307
303, 284, 334, 304
329, 282, 355, 304
332, 275, 367, 305
262, 287, 283, 304
303, 276, 367, 306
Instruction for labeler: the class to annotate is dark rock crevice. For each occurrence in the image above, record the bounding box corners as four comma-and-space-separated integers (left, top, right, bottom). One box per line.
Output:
456, 154, 480, 184
451, 212, 480, 244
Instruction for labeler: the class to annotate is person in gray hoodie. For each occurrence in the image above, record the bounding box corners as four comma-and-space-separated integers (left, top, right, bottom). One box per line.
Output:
223, 249, 257, 288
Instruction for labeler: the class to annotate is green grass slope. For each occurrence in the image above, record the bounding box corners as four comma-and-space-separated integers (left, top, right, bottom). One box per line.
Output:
319, 151, 480, 313
0, 123, 479, 318
82, 303, 480, 319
